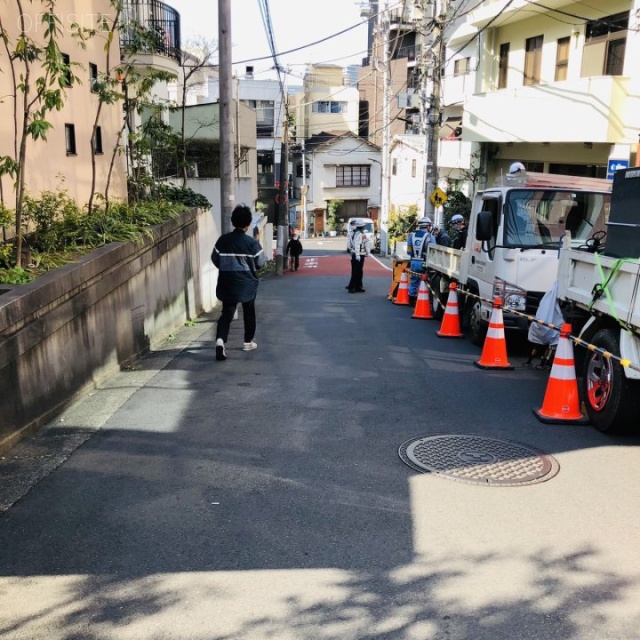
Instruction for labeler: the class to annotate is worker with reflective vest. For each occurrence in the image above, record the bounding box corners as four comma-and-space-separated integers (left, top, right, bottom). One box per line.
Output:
406, 216, 435, 303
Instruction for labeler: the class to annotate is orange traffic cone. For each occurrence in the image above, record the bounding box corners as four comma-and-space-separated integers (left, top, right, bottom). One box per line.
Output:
534, 323, 588, 424
393, 270, 410, 306
474, 297, 513, 369
412, 276, 433, 319
436, 282, 463, 338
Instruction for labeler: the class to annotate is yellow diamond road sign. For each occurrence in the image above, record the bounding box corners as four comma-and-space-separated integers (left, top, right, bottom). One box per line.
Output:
430, 188, 448, 206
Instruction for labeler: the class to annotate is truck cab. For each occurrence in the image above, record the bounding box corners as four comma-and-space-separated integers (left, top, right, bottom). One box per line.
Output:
426, 171, 612, 345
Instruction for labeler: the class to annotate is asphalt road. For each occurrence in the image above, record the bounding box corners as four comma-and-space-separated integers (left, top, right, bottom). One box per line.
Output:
1, 236, 639, 640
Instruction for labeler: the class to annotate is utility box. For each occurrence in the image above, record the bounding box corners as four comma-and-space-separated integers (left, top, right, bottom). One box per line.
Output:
604, 167, 640, 259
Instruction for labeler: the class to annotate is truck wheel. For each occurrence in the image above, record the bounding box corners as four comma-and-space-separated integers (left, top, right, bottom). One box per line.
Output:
466, 298, 487, 346
583, 328, 640, 433
428, 274, 445, 320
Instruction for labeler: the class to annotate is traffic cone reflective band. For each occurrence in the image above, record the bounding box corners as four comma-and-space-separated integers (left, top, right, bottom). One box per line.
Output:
474, 297, 513, 370
393, 269, 410, 306
412, 276, 433, 319
534, 323, 588, 425
436, 282, 463, 338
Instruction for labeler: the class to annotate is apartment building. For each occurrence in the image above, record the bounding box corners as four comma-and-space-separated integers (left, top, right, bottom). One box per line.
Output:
358, 0, 478, 209
461, 0, 640, 182
205, 67, 287, 223
0, 0, 129, 208
295, 64, 360, 140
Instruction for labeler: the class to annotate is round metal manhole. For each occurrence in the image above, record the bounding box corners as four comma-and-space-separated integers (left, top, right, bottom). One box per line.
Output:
398, 434, 559, 486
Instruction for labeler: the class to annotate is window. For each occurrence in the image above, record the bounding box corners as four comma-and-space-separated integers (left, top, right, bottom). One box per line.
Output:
524, 35, 543, 85
241, 100, 275, 137
392, 158, 397, 176
65, 124, 76, 155
411, 159, 417, 178
454, 57, 470, 76
312, 101, 347, 114
605, 38, 625, 75
89, 63, 99, 92
336, 165, 370, 187
61, 53, 72, 87
555, 37, 570, 81
498, 43, 509, 89
93, 126, 103, 154
257, 150, 275, 186
581, 12, 628, 77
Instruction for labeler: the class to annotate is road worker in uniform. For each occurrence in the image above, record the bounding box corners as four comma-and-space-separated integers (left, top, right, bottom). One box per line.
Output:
406, 216, 435, 304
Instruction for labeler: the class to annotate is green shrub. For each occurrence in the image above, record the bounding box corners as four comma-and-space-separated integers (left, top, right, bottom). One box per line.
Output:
0, 191, 192, 285
150, 183, 212, 210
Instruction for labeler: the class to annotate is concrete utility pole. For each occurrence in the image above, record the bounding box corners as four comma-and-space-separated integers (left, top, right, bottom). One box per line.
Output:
379, 0, 391, 256
218, 0, 234, 234
423, 0, 447, 223
276, 112, 289, 276
301, 141, 308, 239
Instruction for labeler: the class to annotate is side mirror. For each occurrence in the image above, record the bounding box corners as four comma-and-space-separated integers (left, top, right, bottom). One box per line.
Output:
476, 211, 493, 241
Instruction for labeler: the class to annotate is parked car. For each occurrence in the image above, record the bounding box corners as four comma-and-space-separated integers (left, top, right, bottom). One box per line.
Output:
345, 217, 375, 251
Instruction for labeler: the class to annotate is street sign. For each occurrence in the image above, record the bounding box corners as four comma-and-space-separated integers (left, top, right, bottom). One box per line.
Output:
607, 159, 629, 180
430, 187, 448, 206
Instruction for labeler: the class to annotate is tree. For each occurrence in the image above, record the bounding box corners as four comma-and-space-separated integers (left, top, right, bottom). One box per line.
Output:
175, 41, 217, 187
0, 1, 82, 266
86, 3, 123, 216
442, 190, 471, 229
102, 17, 178, 204
327, 199, 343, 232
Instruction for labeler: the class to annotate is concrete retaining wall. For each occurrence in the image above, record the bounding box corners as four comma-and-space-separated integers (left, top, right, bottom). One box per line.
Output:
0, 207, 220, 455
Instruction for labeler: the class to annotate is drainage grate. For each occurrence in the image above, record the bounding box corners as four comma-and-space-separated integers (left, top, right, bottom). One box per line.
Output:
398, 434, 559, 486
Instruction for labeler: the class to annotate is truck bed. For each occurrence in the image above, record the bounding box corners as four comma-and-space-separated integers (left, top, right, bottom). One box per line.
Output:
557, 243, 640, 332
424, 244, 462, 280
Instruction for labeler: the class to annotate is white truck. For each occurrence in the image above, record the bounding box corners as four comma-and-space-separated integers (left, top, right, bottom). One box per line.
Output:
555, 166, 640, 433
424, 171, 612, 346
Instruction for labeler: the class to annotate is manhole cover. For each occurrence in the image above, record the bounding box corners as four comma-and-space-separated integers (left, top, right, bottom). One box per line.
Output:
398, 434, 559, 486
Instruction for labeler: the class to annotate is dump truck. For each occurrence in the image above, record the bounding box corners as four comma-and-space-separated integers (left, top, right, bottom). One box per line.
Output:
556, 166, 640, 433
424, 171, 613, 345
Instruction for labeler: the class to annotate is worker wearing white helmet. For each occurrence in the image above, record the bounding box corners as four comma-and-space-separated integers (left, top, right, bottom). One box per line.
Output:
347, 219, 371, 293
451, 214, 468, 250
406, 216, 435, 303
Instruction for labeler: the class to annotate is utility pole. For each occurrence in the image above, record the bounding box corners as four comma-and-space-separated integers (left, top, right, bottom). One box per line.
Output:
276, 109, 289, 276
379, 0, 391, 256
301, 140, 308, 239
218, 0, 234, 233
423, 0, 446, 223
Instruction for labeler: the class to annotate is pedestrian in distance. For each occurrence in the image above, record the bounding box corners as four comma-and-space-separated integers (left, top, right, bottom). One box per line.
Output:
345, 218, 358, 290
406, 216, 435, 304
286, 233, 303, 271
451, 214, 468, 250
347, 219, 371, 293
434, 226, 451, 247
211, 204, 266, 361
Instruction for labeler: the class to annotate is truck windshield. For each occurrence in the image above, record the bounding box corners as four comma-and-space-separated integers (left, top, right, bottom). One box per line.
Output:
504, 189, 610, 248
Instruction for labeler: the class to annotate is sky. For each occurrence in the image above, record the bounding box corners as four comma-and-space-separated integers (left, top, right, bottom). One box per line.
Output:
167, 0, 371, 85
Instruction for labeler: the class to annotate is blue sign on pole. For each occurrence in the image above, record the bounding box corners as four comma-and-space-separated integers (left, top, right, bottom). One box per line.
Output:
607, 159, 629, 180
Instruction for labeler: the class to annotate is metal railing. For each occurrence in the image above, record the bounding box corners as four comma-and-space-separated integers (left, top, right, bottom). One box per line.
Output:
120, 0, 181, 62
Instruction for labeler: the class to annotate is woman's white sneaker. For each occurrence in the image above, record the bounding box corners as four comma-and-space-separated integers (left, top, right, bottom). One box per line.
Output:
215, 338, 227, 361
243, 341, 258, 351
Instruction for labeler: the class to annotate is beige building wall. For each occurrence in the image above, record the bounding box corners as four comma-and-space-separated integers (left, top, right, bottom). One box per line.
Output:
302, 64, 359, 138
358, 58, 408, 148
0, 0, 127, 210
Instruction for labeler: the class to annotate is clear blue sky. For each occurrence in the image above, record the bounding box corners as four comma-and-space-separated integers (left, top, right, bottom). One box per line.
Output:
168, 0, 370, 82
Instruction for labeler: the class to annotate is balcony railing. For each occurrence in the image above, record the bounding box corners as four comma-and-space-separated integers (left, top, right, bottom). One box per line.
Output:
120, 0, 181, 62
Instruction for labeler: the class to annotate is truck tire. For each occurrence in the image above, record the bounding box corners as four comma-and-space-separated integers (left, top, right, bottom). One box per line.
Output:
583, 328, 640, 434
466, 297, 487, 346
428, 274, 446, 320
